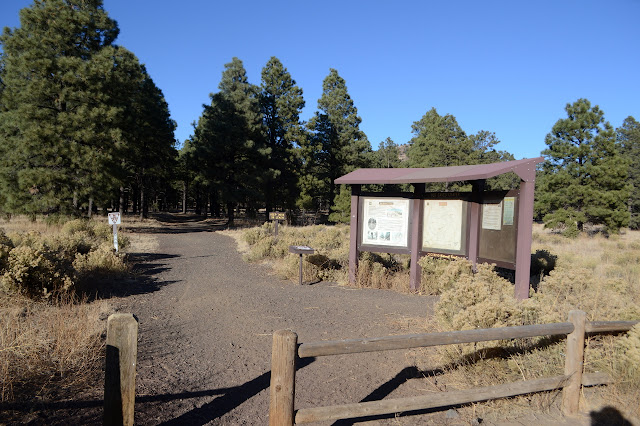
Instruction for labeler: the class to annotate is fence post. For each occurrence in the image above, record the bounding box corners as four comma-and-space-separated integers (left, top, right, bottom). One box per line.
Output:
269, 330, 298, 426
104, 313, 139, 426
562, 310, 586, 415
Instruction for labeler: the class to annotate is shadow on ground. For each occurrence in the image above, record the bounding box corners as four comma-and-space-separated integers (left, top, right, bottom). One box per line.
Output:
0, 358, 316, 426
75, 252, 181, 301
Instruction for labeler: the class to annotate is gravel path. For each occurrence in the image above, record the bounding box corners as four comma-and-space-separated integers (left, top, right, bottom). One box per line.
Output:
120, 216, 441, 425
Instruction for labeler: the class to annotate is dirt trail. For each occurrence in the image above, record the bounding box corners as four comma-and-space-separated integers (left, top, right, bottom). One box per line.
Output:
119, 216, 440, 425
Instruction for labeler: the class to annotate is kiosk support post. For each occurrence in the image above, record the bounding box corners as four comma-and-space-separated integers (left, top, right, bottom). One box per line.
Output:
468, 180, 485, 272
409, 184, 425, 291
514, 178, 535, 299
348, 185, 361, 285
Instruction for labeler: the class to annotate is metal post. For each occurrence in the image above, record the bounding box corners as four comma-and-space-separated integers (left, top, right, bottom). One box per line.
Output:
112, 224, 119, 253
298, 254, 303, 285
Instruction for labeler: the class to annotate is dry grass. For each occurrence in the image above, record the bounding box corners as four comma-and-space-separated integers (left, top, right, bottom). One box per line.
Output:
418, 225, 640, 423
0, 292, 109, 403
236, 222, 640, 422
0, 214, 142, 409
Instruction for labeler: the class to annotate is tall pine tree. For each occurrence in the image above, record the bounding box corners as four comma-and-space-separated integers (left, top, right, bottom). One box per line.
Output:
0, 0, 123, 214
305, 68, 370, 212
0, 0, 169, 216
536, 99, 629, 234
259, 57, 304, 214
407, 108, 473, 191
193, 57, 268, 225
617, 116, 640, 229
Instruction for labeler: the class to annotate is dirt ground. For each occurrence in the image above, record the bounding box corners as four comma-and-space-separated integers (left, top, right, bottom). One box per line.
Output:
11, 214, 629, 425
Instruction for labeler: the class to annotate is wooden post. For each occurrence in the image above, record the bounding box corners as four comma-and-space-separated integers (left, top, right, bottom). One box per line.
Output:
104, 313, 138, 426
409, 184, 425, 291
562, 310, 586, 415
269, 330, 298, 426
468, 180, 485, 272
348, 185, 361, 285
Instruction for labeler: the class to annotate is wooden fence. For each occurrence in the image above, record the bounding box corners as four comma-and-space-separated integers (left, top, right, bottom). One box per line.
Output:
268, 310, 638, 425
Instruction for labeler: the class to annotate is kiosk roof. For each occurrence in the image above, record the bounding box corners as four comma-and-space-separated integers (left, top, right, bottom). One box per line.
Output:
335, 157, 543, 185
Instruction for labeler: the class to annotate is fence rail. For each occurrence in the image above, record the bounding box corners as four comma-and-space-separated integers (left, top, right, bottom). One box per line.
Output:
269, 311, 638, 425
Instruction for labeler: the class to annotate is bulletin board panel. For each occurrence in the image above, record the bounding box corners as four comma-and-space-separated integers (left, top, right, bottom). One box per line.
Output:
477, 190, 519, 268
358, 195, 413, 254
421, 198, 470, 256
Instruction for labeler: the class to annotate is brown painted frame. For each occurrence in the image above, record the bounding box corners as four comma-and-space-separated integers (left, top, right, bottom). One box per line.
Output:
338, 157, 541, 299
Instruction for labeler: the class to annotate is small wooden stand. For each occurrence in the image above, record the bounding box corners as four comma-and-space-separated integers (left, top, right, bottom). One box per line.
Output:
288, 245, 315, 285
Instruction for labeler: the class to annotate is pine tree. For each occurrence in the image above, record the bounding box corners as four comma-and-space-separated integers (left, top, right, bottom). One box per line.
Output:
193, 57, 268, 225
259, 57, 305, 214
305, 68, 371, 211
617, 116, 640, 229
125, 68, 177, 219
374, 137, 402, 168
536, 99, 629, 233
469, 130, 517, 190
0, 0, 139, 215
407, 108, 473, 191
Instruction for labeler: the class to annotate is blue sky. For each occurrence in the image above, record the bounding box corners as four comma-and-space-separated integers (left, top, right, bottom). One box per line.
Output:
1, 0, 639, 160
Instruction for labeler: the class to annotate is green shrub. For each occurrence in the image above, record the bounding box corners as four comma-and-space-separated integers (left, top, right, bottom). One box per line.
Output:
0, 229, 14, 271
418, 256, 473, 295
1, 245, 74, 299
242, 224, 351, 284
73, 243, 128, 281
435, 263, 539, 332
614, 324, 640, 386
1, 220, 130, 299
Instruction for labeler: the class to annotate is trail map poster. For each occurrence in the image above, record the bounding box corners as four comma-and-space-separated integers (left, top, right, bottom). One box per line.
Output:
361, 198, 410, 247
422, 200, 464, 251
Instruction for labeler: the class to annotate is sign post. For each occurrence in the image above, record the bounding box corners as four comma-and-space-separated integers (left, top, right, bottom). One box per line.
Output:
108, 212, 121, 253
269, 211, 286, 238
288, 245, 315, 285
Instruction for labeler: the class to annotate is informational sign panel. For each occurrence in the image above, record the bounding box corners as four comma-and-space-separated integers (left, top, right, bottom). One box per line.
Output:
478, 192, 518, 267
503, 197, 515, 226
269, 211, 286, 221
422, 199, 466, 253
482, 202, 502, 230
361, 197, 410, 248
108, 212, 121, 225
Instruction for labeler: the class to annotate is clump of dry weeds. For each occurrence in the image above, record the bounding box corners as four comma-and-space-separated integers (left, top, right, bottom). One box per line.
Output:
0, 292, 108, 404
0, 218, 129, 299
424, 225, 640, 421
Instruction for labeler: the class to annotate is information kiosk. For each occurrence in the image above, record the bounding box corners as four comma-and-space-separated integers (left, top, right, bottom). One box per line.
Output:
334, 157, 543, 299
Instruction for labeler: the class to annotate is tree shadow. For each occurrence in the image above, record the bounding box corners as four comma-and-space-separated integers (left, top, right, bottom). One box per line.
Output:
589, 406, 634, 425
154, 357, 316, 425
0, 358, 316, 425
76, 252, 181, 300
332, 366, 447, 425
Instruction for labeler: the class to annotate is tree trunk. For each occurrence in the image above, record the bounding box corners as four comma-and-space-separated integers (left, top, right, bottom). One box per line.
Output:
88, 196, 93, 218
139, 183, 145, 220
119, 187, 125, 213
182, 181, 187, 214
227, 201, 235, 226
